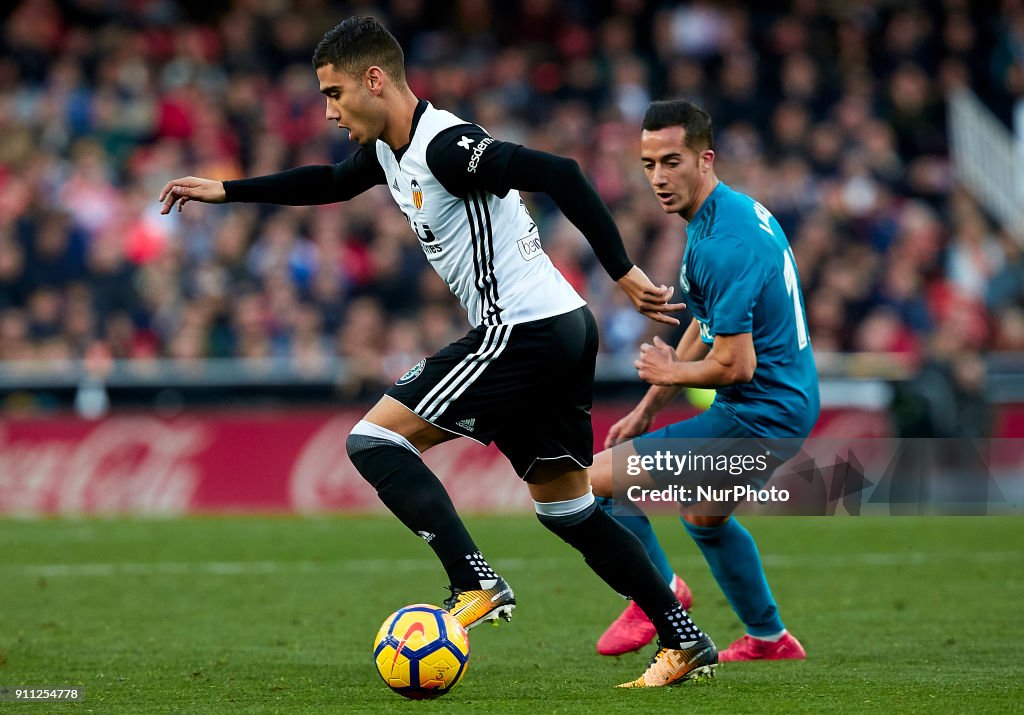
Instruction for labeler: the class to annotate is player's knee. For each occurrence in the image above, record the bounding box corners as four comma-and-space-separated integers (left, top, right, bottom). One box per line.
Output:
346, 420, 420, 489
345, 432, 383, 487
534, 489, 597, 533
589, 449, 614, 498
344, 430, 371, 463
681, 513, 730, 529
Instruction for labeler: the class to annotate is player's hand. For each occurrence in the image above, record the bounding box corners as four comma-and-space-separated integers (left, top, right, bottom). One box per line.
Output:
158, 176, 227, 214
616, 265, 686, 326
604, 406, 655, 449
634, 335, 679, 386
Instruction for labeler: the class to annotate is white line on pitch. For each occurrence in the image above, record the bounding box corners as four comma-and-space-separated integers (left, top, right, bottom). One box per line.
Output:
2, 551, 1021, 578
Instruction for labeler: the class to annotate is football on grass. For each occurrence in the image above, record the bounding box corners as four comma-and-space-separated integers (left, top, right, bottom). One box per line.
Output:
372, 603, 470, 699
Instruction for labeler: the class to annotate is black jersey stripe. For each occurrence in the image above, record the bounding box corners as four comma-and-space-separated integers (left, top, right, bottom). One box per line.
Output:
468, 195, 489, 324
462, 197, 488, 324
478, 193, 502, 324
464, 195, 496, 325
470, 193, 501, 326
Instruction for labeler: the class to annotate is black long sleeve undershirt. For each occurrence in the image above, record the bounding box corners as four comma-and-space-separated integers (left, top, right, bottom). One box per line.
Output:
501, 146, 634, 281
222, 147, 386, 205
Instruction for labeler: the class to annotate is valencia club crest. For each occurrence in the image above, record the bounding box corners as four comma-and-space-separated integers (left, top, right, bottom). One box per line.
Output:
411, 179, 423, 210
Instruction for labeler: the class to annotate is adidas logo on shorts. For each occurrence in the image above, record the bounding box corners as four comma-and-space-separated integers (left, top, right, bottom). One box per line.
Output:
455, 418, 477, 433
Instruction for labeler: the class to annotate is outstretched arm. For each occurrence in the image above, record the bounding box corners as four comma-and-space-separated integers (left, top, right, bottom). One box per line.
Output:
424, 127, 685, 325
159, 146, 387, 214
502, 147, 685, 325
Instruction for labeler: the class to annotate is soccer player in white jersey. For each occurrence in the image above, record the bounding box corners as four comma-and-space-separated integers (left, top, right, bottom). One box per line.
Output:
160, 17, 716, 687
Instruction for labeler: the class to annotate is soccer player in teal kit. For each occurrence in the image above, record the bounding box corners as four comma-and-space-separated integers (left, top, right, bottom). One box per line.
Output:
589, 100, 820, 661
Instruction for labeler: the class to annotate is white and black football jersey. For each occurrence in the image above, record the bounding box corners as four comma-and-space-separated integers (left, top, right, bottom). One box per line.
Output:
372, 102, 585, 327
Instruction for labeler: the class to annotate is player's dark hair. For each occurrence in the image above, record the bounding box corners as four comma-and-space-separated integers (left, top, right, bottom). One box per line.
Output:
313, 16, 406, 87
642, 100, 714, 152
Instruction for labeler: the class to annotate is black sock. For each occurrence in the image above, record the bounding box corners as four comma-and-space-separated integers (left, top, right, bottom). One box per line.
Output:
537, 502, 698, 648
651, 604, 705, 648
347, 436, 491, 590
464, 550, 499, 585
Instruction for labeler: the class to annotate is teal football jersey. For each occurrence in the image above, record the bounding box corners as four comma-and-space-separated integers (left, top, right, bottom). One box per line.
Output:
681, 182, 820, 437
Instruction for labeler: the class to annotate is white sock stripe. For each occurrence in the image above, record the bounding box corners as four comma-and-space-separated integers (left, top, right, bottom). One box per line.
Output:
534, 488, 595, 517
349, 420, 420, 456
425, 326, 512, 420
414, 325, 501, 416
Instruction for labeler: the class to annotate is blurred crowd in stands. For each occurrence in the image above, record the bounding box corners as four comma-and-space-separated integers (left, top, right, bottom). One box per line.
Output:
1, 0, 1023, 396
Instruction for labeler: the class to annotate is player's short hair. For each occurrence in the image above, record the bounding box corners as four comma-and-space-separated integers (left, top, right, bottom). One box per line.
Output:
642, 100, 714, 152
313, 16, 407, 87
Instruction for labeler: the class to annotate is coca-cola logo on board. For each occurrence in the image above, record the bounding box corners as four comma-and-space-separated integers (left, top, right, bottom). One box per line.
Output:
0, 417, 206, 515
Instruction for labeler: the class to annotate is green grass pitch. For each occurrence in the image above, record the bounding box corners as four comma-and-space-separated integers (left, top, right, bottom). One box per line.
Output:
1, 515, 1021, 713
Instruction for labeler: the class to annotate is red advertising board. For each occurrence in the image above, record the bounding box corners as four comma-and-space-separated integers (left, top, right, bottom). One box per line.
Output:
0, 405, 1016, 515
